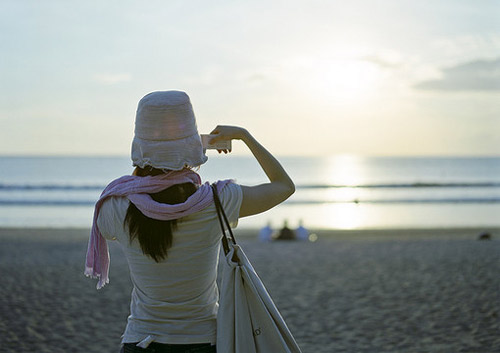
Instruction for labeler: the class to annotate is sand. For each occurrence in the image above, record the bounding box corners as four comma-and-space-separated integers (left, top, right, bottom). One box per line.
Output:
0, 227, 499, 353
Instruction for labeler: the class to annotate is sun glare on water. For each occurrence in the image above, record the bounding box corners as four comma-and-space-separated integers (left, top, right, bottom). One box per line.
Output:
323, 155, 369, 229
326, 155, 367, 187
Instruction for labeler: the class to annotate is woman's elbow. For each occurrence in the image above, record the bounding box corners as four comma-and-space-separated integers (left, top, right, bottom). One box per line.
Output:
283, 181, 295, 200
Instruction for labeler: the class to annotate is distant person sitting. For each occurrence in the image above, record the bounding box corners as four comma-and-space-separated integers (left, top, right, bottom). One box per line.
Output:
295, 219, 309, 241
477, 232, 492, 241
258, 222, 273, 242
276, 220, 296, 240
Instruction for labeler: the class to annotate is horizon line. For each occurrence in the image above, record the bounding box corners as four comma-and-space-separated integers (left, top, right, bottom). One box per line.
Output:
0, 153, 499, 159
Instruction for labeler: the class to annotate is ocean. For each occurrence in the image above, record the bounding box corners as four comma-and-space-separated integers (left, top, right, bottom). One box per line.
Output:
0, 155, 499, 230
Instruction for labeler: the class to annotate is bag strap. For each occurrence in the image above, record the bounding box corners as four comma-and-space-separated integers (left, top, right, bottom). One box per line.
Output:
211, 184, 237, 256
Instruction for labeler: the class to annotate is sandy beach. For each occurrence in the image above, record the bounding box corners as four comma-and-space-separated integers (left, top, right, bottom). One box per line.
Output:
0, 227, 499, 353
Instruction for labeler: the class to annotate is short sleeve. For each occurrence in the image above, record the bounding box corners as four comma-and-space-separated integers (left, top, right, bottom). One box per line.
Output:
218, 182, 243, 228
97, 197, 129, 241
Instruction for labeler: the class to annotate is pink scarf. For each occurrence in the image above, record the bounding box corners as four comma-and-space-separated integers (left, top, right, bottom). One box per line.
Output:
85, 169, 231, 289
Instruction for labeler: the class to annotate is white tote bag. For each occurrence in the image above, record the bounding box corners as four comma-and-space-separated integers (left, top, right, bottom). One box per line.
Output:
212, 185, 302, 353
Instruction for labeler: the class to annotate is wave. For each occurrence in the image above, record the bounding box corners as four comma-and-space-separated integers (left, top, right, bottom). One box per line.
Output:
0, 184, 104, 191
285, 198, 500, 204
2, 197, 500, 206
0, 200, 95, 206
297, 182, 500, 189
1, 181, 500, 192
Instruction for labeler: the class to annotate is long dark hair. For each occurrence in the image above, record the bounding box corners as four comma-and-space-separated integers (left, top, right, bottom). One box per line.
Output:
124, 166, 197, 262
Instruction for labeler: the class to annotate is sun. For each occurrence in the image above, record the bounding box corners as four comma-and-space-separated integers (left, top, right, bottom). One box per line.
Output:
309, 58, 381, 104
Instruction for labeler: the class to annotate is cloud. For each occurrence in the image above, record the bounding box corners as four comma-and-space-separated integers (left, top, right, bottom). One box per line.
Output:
361, 51, 404, 69
414, 58, 500, 91
430, 34, 500, 62
93, 73, 132, 85
246, 73, 267, 83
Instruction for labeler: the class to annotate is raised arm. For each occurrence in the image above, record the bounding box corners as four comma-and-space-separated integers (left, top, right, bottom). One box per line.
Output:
209, 125, 295, 218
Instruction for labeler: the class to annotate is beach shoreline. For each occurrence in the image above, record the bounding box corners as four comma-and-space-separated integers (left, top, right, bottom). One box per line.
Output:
1, 226, 499, 240
1, 226, 499, 352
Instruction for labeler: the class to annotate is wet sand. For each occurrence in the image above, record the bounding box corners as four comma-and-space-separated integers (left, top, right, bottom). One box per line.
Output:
0, 227, 499, 353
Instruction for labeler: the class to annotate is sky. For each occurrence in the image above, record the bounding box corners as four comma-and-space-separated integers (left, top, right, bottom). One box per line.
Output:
1, 0, 499, 157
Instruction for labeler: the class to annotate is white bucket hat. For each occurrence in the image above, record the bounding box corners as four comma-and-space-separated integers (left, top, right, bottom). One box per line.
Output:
131, 91, 208, 171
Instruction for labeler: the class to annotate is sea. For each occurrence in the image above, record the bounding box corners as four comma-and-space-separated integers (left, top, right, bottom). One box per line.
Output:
0, 155, 499, 230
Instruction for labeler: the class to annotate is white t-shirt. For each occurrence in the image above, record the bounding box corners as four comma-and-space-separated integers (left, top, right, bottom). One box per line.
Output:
97, 182, 243, 345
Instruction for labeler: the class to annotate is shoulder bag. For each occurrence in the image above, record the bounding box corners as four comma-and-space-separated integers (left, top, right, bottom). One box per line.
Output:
212, 184, 302, 353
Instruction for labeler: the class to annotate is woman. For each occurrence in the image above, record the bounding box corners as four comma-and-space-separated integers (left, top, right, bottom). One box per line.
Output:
85, 91, 295, 353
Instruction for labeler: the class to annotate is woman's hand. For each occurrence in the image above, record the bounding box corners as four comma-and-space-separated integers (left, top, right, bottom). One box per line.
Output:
209, 125, 249, 154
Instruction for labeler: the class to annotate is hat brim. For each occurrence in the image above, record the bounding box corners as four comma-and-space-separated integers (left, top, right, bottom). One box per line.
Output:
131, 134, 208, 171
